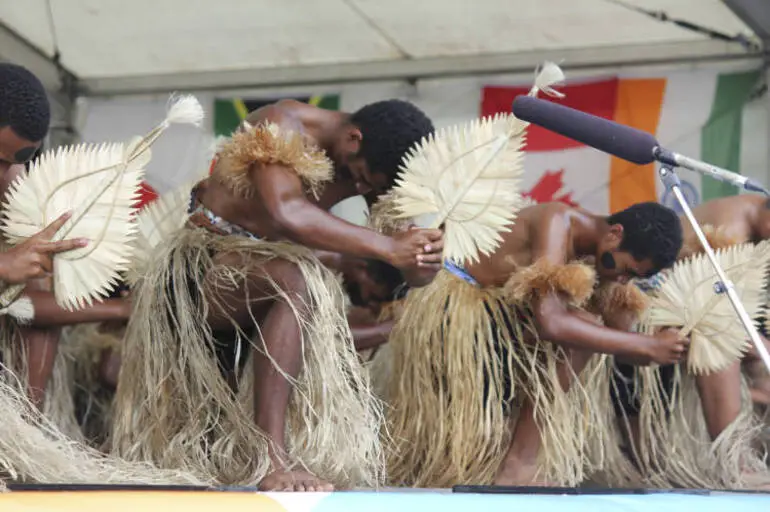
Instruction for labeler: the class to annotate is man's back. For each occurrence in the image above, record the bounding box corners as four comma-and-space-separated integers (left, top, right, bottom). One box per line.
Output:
468, 202, 582, 288
684, 195, 769, 249
196, 100, 341, 240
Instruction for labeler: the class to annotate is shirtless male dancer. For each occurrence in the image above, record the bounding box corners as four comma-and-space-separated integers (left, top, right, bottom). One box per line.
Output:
607, 193, 770, 488
0, 63, 132, 409
376, 200, 687, 487
112, 98, 442, 491
98, 254, 404, 389
674, 194, 770, 405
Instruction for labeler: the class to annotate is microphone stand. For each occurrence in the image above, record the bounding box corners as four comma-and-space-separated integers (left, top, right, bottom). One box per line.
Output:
658, 165, 770, 374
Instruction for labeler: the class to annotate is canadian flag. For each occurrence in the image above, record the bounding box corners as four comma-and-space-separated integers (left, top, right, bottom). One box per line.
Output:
136, 182, 159, 209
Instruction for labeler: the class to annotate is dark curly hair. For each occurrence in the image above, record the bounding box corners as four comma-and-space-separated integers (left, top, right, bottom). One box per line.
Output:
607, 202, 683, 274
366, 259, 406, 300
0, 63, 50, 143
350, 99, 434, 189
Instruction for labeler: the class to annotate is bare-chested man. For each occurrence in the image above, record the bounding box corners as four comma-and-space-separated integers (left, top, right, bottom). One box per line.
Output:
680, 194, 770, 251
373, 200, 686, 488
607, 193, 770, 488
0, 63, 132, 413
111, 99, 442, 491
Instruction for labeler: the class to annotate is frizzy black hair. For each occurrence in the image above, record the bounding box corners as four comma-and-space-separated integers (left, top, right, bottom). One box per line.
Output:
607, 201, 683, 274
350, 99, 434, 189
0, 63, 50, 142
366, 258, 406, 300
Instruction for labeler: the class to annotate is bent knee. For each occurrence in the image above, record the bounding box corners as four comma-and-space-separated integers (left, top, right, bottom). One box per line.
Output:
261, 259, 309, 299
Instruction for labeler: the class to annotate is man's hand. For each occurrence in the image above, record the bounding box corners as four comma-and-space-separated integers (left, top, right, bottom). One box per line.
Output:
387, 227, 444, 272
0, 212, 88, 285
642, 327, 689, 365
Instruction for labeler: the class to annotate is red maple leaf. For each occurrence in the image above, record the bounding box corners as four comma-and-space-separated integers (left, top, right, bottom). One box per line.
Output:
136, 182, 159, 209
524, 170, 578, 207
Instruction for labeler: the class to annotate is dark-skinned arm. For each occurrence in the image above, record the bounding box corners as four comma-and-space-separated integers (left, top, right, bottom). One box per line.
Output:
314, 250, 344, 271
351, 320, 394, 351
253, 164, 442, 269
529, 209, 655, 361
25, 291, 129, 328
598, 302, 652, 364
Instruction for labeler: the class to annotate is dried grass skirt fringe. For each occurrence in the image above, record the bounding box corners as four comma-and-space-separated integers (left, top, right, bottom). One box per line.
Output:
597, 363, 769, 488
374, 270, 611, 487
109, 227, 384, 487
0, 320, 83, 443
0, 302, 206, 485
0, 365, 205, 485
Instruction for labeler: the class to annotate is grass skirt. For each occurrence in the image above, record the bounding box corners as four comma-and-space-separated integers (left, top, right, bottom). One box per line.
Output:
598, 363, 769, 488
375, 267, 611, 487
0, 319, 84, 442
0, 369, 205, 485
109, 227, 384, 487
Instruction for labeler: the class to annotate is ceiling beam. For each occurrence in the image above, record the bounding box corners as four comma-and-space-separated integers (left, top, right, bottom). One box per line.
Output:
80, 39, 763, 97
723, 0, 770, 43
0, 19, 63, 91
0, 19, 79, 125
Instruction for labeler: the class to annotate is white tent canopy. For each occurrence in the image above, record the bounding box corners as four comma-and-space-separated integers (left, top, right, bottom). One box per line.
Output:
0, 0, 764, 97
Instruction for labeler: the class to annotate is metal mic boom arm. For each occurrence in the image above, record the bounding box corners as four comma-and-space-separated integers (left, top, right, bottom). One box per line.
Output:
654, 147, 770, 195
658, 166, 770, 374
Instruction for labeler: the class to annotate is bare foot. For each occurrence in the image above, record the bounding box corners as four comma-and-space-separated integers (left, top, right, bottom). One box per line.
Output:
258, 470, 334, 492
494, 457, 549, 487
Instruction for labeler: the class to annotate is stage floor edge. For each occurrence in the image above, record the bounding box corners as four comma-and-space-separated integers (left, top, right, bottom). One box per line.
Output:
1, 488, 769, 512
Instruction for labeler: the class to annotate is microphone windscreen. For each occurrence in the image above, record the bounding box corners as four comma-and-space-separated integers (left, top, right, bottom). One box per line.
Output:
512, 95, 658, 165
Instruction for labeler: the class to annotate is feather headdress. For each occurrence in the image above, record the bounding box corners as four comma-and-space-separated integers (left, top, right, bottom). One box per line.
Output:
390, 62, 565, 265
0, 95, 205, 317
639, 240, 770, 375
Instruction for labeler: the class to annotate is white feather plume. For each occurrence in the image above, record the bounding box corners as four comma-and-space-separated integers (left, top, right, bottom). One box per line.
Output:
390, 62, 564, 265
163, 94, 205, 127
640, 241, 770, 375
0, 95, 205, 314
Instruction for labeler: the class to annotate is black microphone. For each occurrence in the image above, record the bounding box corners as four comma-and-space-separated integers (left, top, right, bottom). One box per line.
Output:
512, 95, 769, 195
512, 95, 658, 165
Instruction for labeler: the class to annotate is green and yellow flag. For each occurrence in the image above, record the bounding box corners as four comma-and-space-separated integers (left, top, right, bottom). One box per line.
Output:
213, 95, 341, 137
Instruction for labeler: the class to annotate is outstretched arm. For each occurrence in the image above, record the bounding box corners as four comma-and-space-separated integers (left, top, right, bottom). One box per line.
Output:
24, 291, 130, 327
346, 306, 394, 351
351, 320, 394, 351
253, 164, 442, 271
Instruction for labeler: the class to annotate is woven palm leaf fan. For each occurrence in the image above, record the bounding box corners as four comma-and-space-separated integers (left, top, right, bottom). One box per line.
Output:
125, 178, 204, 286
0, 95, 205, 317
639, 240, 770, 375
390, 62, 565, 265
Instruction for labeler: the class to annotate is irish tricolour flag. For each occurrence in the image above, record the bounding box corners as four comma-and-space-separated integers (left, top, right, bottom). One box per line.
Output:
481, 67, 765, 214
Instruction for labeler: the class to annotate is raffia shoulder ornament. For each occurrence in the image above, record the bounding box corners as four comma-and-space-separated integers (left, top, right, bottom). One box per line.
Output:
212, 120, 333, 200
639, 240, 770, 375
0, 96, 205, 318
389, 62, 565, 265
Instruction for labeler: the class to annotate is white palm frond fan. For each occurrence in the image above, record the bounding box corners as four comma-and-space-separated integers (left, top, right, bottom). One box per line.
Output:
639, 240, 770, 375
0, 95, 205, 319
125, 178, 204, 287
390, 62, 565, 265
